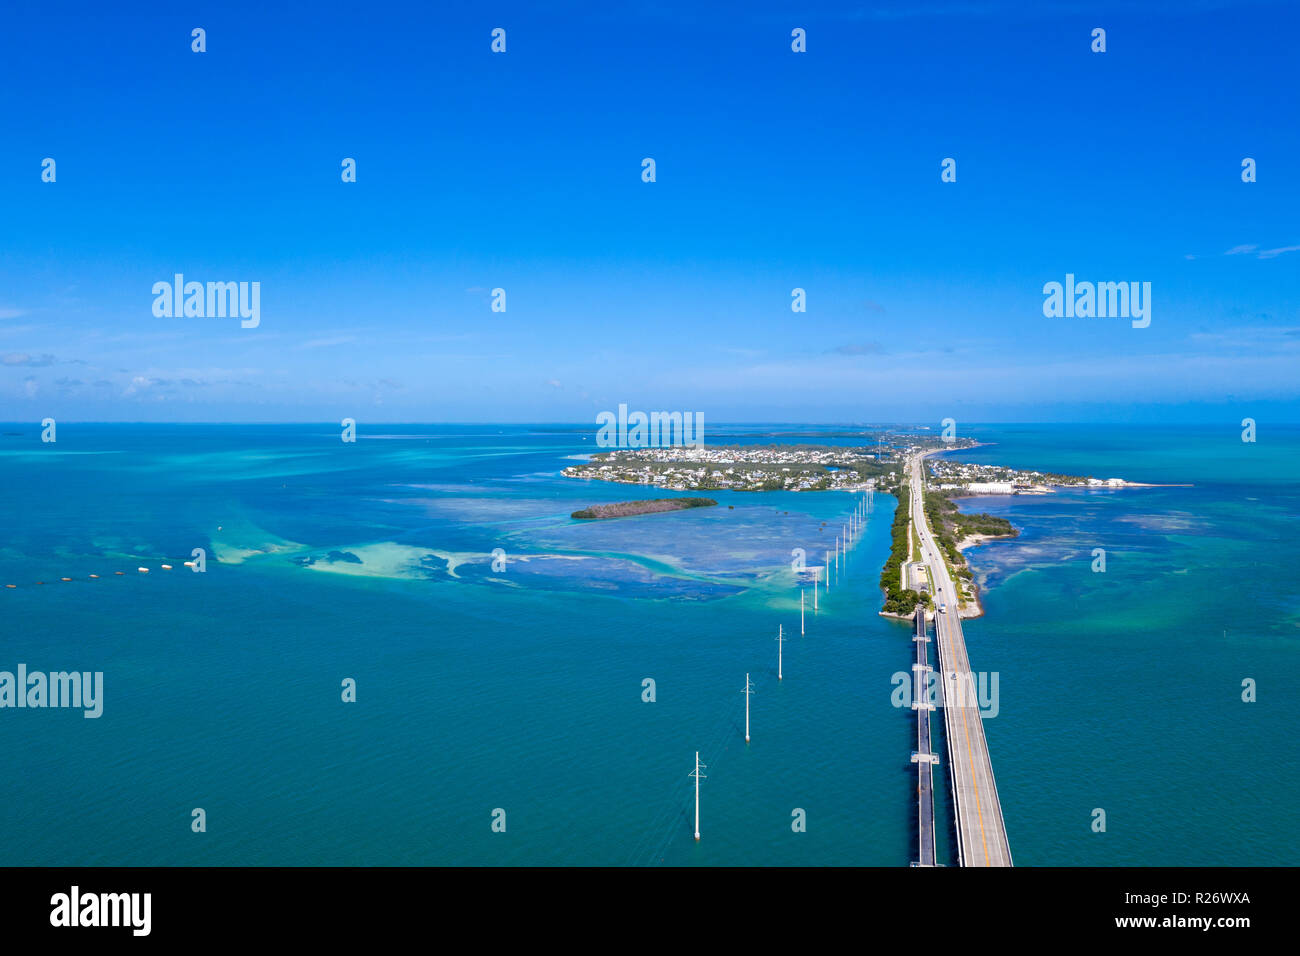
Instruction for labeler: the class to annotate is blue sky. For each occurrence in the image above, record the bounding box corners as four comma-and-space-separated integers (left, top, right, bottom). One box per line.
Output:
1, 0, 1297, 423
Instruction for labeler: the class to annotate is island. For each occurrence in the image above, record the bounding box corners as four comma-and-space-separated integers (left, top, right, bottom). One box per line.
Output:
559, 432, 1163, 620
571, 497, 718, 520
562, 443, 912, 492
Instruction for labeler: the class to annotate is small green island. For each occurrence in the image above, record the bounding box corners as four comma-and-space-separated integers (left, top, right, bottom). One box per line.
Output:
571, 497, 717, 520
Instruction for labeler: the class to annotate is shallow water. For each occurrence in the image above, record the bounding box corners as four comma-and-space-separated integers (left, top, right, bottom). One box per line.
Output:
0, 423, 1293, 865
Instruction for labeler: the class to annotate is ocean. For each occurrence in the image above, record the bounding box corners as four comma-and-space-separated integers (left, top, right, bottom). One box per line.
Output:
0, 422, 1295, 865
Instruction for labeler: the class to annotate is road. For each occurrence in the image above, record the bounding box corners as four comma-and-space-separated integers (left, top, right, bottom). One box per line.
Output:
909, 452, 1013, 867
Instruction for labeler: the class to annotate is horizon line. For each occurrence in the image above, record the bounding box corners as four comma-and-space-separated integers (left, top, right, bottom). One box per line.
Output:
1, 420, 1290, 428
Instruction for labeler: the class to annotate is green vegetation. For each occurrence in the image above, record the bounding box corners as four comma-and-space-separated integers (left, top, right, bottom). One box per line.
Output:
879, 484, 922, 616
954, 510, 1017, 538
876, 470, 905, 495
923, 492, 963, 569
571, 497, 717, 520
920, 490, 1017, 608
926, 492, 1016, 550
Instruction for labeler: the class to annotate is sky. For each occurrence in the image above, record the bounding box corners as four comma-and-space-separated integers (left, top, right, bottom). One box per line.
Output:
1, 0, 1297, 423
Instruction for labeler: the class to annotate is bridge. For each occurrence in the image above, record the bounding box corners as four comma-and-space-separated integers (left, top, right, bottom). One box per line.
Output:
909, 452, 1013, 867
910, 605, 938, 866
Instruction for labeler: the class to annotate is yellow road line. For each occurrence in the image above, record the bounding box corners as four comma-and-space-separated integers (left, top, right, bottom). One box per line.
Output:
955, 652, 992, 866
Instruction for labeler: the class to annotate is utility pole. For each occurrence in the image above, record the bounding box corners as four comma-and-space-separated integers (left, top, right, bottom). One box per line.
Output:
743, 672, 753, 742
691, 752, 706, 841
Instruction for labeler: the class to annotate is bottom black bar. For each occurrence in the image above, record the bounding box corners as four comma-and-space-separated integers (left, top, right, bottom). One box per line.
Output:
0, 866, 1278, 942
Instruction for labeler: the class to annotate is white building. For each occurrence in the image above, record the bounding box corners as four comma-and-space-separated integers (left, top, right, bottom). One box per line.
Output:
965, 481, 1015, 494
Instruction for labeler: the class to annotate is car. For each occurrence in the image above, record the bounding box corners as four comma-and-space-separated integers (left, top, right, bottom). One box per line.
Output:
938, 603, 947, 614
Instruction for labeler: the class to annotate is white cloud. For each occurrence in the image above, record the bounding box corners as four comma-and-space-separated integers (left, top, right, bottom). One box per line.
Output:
1257, 245, 1300, 259
2, 352, 56, 367
1221, 243, 1299, 260
298, 335, 357, 350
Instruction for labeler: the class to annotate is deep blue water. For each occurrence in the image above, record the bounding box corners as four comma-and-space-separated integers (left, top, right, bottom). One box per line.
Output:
0, 422, 1295, 865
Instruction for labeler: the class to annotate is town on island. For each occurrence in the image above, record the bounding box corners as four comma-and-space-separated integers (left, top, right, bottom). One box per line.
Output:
563, 430, 1156, 619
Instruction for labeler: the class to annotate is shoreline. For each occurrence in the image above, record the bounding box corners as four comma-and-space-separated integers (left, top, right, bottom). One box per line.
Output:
948, 480, 1193, 496
955, 531, 1013, 551
878, 609, 915, 621
952, 530, 1017, 618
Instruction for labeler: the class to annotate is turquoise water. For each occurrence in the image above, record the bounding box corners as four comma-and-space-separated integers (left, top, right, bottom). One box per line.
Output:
0, 423, 1295, 865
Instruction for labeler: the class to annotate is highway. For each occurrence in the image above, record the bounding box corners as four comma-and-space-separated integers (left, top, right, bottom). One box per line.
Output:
909, 452, 1013, 867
